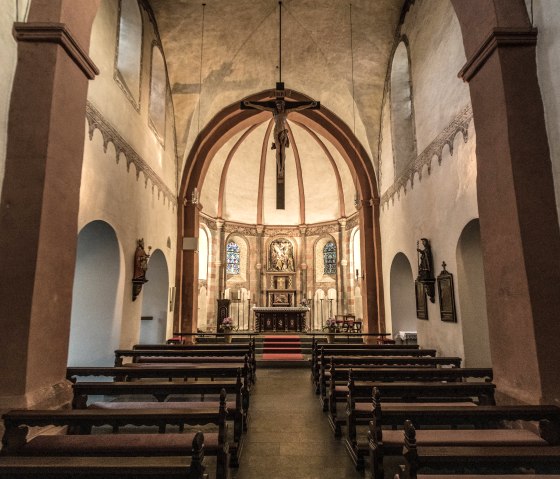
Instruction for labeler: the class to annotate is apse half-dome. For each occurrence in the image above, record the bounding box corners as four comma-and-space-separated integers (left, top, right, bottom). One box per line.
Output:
200, 118, 358, 225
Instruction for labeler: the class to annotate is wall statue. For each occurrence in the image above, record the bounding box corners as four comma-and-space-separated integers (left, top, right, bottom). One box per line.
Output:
269, 239, 295, 272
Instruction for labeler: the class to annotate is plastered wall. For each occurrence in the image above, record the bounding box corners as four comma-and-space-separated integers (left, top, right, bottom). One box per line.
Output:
533, 0, 560, 223
77, 0, 178, 348
0, 1, 30, 197
379, 0, 478, 358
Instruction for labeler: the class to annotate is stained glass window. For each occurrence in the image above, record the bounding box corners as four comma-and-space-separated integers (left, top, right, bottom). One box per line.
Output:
323, 241, 337, 275
226, 242, 240, 275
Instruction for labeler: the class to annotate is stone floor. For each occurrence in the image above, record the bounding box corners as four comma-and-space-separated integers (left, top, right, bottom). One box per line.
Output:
231, 368, 366, 479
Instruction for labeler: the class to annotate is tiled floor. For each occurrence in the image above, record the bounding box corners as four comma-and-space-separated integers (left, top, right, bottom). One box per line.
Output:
232, 368, 366, 479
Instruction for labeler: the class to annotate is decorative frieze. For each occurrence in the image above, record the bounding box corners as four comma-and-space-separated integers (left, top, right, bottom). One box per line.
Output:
381, 104, 473, 209
85, 101, 177, 208
346, 213, 359, 230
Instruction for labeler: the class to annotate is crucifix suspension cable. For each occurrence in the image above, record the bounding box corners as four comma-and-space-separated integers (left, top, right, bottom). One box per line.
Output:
240, 1, 320, 209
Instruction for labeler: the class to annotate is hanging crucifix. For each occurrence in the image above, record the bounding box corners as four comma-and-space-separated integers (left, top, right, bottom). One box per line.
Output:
241, 85, 319, 209
240, 2, 320, 209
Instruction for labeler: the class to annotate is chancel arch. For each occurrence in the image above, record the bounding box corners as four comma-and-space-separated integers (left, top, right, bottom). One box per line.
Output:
68, 220, 124, 366
388, 252, 416, 337
139, 248, 169, 344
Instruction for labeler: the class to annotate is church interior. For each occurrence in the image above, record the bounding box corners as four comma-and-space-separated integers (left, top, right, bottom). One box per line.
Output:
1, 0, 560, 477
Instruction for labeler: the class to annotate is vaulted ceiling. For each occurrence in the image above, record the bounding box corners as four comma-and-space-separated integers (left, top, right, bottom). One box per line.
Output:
149, 0, 405, 224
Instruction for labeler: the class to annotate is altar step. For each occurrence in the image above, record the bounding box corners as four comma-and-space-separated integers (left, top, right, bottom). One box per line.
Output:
261, 335, 304, 362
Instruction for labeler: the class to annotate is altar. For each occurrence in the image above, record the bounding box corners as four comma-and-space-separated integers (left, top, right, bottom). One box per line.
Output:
253, 306, 309, 332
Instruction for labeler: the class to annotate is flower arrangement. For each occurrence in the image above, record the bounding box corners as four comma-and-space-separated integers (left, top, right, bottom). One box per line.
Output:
222, 317, 234, 331
326, 317, 337, 333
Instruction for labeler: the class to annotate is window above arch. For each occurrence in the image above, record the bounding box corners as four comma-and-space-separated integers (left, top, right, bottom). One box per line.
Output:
323, 241, 337, 275
149, 44, 166, 144
115, 0, 143, 108
390, 40, 417, 179
226, 242, 240, 275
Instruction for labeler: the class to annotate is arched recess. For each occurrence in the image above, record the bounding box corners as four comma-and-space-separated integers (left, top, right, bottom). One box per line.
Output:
68, 220, 124, 366
176, 89, 383, 335
456, 219, 491, 367
390, 39, 417, 178
116, 0, 143, 106
389, 253, 416, 336
139, 249, 169, 344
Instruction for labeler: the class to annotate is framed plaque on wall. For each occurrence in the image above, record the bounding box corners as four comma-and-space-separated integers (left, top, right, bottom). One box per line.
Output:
415, 280, 428, 320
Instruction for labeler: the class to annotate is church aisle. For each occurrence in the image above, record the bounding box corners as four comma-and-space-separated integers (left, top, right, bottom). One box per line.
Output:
232, 368, 365, 479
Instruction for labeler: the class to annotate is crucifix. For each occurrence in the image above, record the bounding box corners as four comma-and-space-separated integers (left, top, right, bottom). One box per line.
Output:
239, 2, 320, 209
241, 84, 320, 209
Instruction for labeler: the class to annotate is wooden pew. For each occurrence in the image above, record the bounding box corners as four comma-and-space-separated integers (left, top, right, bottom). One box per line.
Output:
68, 361, 250, 388
327, 371, 496, 437
361, 395, 560, 477
326, 365, 493, 414
403, 420, 560, 477
2, 392, 230, 479
312, 346, 437, 390
115, 348, 256, 384
133, 340, 255, 351
0, 432, 206, 478
71, 371, 247, 466
317, 355, 462, 399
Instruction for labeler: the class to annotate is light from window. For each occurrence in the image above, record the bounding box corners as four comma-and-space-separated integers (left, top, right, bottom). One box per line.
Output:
226, 242, 240, 275
149, 45, 166, 139
323, 241, 337, 275
116, 0, 142, 104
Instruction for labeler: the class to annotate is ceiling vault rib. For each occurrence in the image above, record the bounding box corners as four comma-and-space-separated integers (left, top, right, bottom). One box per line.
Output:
287, 123, 306, 225
292, 120, 346, 218
217, 123, 260, 218
257, 119, 275, 225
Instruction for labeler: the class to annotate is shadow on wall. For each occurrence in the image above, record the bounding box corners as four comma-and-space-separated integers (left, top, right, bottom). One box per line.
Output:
68, 220, 124, 366
140, 249, 169, 344
390, 252, 417, 335
456, 219, 491, 368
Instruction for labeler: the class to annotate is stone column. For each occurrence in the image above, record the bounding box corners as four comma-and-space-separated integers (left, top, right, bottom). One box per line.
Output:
452, 1, 560, 405
216, 219, 225, 298
0, 0, 100, 409
338, 218, 347, 315
299, 225, 308, 303
256, 225, 264, 306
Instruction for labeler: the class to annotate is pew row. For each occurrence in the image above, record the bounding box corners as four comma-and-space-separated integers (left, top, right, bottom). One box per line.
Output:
403, 420, 560, 477
361, 397, 560, 477
71, 374, 247, 466
0, 432, 206, 479
1, 393, 230, 479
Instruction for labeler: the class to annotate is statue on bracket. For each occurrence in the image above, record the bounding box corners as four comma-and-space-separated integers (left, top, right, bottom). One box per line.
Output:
269, 238, 295, 272
416, 238, 435, 303
132, 238, 151, 301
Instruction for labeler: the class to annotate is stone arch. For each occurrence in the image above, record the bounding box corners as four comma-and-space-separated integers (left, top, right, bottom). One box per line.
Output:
140, 248, 169, 344
388, 252, 416, 337
69, 220, 124, 366
176, 89, 383, 335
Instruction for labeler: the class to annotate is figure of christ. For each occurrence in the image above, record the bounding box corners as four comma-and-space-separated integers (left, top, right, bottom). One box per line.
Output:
241, 93, 320, 209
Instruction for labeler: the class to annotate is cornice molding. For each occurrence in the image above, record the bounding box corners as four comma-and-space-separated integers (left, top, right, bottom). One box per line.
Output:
381, 104, 473, 209
13, 23, 99, 80
459, 28, 538, 82
85, 101, 177, 208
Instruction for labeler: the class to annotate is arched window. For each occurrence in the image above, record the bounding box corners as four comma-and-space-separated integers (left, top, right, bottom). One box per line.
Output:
390, 40, 416, 178
116, 0, 142, 106
323, 241, 337, 275
226, 242, 240, 275
149, 45, 166, 141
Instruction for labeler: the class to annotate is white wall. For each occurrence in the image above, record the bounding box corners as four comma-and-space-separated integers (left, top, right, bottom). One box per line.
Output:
77, 0, 178, 349
379, 0, 478, 358
0, 1, 30, 196
534, 0, 560, 223
140, 249, 169, 344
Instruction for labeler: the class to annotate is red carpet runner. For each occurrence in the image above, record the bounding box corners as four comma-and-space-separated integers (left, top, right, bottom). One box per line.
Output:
261, 335, 304, 360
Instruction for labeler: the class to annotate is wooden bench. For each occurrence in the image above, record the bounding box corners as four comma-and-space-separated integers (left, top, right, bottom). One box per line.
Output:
68, 361, 250, 389
362, 397, 560, 477
0, 432, 206, 478
317, 355, 462, 399
312, 346, 436, 390
133, 341, 255, 351
326, 365, 493, 413
115, 349, 255, 384
71, 373, 247, 466
327, 374, 496, 438
403, 420, 560, 477
2, 393, 230, 479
